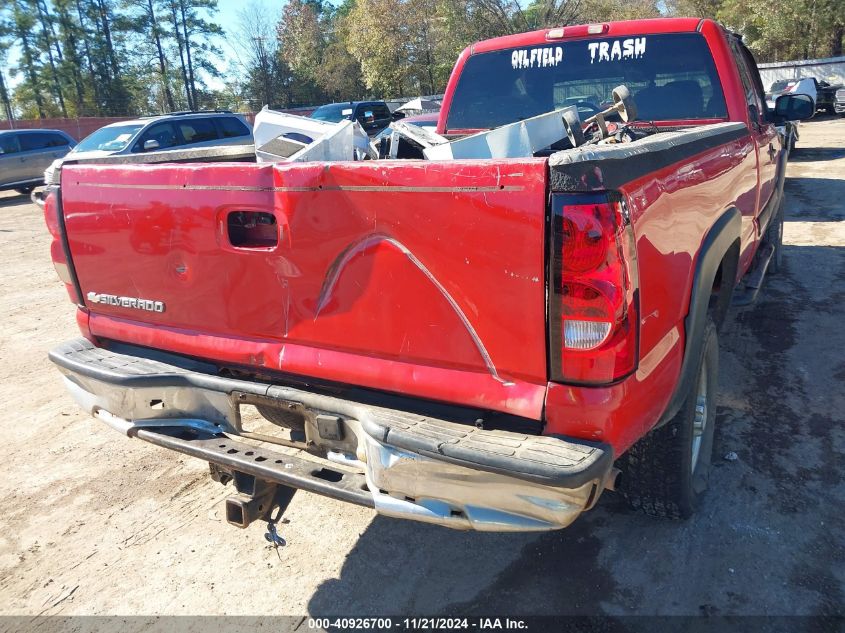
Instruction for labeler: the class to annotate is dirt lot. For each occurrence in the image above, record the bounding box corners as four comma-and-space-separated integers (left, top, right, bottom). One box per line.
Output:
0, 118, 843, 621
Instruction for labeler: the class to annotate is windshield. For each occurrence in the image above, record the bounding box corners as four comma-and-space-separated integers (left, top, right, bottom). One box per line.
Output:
74, 124, 144, 152
311, 104, 354, 123
770, 81, 791, 92
446, 33, 728, 130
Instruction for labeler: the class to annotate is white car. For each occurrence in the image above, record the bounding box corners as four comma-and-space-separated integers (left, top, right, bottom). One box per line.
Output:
766, 78, 817, 112
45, 111, 253, 185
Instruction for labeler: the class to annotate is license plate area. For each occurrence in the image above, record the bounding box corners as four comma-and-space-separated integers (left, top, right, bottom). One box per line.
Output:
230, 391, 307, 446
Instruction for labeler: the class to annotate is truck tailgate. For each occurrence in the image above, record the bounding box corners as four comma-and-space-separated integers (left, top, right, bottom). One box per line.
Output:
60, 159, 550, 418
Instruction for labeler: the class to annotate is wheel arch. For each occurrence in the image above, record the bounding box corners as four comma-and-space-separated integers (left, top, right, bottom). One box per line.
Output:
655, 207, 741, 429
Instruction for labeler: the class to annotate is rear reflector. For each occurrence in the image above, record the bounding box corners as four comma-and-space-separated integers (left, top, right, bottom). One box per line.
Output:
549, 194, 638, 384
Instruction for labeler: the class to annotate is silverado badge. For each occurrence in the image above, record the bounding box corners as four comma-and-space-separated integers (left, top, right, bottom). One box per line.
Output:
87, 292, 165, 313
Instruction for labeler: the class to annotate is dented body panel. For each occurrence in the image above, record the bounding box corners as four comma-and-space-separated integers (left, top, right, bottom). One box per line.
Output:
62, 159, 550, 419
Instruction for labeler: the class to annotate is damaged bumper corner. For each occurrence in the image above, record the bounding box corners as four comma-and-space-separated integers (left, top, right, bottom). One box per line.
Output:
50, 338, 612, 532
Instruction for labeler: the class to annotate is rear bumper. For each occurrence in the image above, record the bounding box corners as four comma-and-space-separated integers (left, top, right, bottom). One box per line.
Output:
50, 338, 613, 531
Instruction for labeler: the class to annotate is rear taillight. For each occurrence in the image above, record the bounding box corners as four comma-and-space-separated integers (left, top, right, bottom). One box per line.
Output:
549, 194, 638, 384
43, 189, 81, 304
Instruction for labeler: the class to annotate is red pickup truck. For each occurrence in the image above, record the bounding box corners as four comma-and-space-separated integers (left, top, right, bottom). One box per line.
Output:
44, 18, 811, 532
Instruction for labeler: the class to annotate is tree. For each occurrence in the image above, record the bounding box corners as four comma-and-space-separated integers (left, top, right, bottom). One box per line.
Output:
11, 0, 47, 119
314, 0, 364, 101
278, 0, 327, 105
344, 0, 410, 97
716, 0, 843, 61
234, 1, 290, 108
34, 0, 69, 117
53, 0, 88, 114
125, 0, 176, 110
77, 0, 132, 114
0, 11, 15, 122
163, 0, 222, 110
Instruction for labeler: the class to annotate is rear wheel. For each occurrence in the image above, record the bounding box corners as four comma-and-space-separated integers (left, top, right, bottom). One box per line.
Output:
618, 318, 718, 519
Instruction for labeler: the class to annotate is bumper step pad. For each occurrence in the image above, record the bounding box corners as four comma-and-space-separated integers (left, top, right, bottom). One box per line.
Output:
363, 412, 610, 488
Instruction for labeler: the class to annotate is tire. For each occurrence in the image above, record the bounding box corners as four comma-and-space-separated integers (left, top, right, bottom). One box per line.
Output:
14, 186, 35, 195
618, 318, 718, 519
764, 200, 784, 275
562, 109, 585, 148
612, 85, 637, 122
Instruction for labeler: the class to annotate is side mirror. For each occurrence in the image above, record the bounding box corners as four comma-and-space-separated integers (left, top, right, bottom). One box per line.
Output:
143, 139, 161, 151
392, 111, 406, 121
775, 94, 814, 121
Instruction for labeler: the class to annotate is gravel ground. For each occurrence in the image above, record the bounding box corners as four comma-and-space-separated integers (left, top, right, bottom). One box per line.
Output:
0, 117, 842, 623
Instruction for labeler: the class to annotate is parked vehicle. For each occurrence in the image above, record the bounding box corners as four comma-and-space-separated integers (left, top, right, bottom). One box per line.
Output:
44, 18, 810, 533
44, 111, 252, 186
816, 80, 845, 114
836, 87, 845, 115
310, 101, 395, 135
0, 129, 75, 193
399, 112, 439, 128
765, 77, 822, 112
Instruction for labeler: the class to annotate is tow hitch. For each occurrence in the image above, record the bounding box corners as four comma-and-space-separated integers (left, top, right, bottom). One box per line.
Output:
211, 465, 297, 530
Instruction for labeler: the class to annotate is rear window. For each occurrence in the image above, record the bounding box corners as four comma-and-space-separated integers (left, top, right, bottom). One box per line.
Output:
362, 104, 391, 120
0, 135, 19, 154
178, 118, 219, 144
19, 132, 67, 151
447, 33, 728, 130
217, 116, 250, 138
311, 104, 353, 122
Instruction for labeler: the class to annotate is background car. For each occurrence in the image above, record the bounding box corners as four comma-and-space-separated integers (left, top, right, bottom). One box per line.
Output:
0, 129, 75, 193
44, 110, 253, 185
765, 78, 818, 112
310, 101, 395, 136
835, 87, 845, 115
399, 112, 439, 128
815, 79, 844, 114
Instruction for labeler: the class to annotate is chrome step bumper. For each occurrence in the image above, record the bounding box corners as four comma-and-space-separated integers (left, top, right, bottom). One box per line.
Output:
50, 338, 613, 531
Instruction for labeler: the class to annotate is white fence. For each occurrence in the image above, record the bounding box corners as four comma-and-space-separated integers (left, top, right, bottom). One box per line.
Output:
758, 56, 845, 89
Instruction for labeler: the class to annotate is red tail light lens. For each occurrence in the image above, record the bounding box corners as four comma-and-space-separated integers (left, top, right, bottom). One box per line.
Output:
43, 189, 82, 305
549, 195, 638, 384
561, 212, 607, 272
